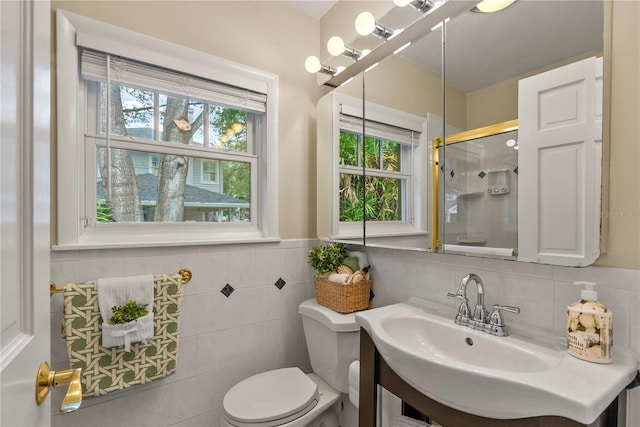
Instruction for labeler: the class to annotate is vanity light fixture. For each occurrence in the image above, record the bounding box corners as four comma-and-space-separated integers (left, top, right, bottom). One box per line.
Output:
304, 55, 337, 75
355, 12, 396, 40
365, 62, 379, 73
327, 36, 363, 60
393, 0, 436, 14
393, 42, 412, 55
472, 0, 516, 13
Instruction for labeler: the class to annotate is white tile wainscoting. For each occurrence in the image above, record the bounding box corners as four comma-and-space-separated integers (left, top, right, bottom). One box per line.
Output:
50, 240, 317, 427
50, 240, 639, 426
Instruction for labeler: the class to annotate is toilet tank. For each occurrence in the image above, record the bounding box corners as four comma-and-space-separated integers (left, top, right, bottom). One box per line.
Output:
298, 299, 360, 393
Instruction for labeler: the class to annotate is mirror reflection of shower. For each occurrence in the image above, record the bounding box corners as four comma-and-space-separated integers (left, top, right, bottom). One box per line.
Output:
440, 128, 518, 258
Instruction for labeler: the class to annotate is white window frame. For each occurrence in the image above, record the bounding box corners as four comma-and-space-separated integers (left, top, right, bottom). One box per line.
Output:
320, 93, 431, 241
149, 154, 160, 174
55, 9, 279, 249
201, 160, 219, 184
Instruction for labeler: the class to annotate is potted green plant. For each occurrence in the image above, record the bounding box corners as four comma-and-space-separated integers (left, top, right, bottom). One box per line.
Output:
308, 242, 349, 277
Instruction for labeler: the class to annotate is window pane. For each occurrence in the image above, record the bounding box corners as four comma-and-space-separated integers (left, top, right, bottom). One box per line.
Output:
188, 101, 205, 146
383, 140, 401, 172
364, 136, 380, 169
340, 131, 358, 166
101, 84, 154, 137
160, 95, 202, 146
209, 106, 248, 152
340, 173, 364, 222
339, 173, 404, 222
364, 175, 402, 222
96, 147, 251, 223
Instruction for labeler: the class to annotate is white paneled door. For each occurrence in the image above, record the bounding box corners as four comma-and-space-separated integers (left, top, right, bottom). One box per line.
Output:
0, 0, 51, 425
518, 56, 602, 266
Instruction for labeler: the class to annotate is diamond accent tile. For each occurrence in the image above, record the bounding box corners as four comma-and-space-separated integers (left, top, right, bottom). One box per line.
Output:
220, 284, 234, 298
478, 171, 486, 179
514, 166, 519, 175
369, 289, 375, 301
275, 278, 286, 290
450, 170, 455, 179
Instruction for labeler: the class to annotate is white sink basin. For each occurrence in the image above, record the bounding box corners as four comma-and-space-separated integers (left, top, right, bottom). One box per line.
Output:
355, 298, 639, 424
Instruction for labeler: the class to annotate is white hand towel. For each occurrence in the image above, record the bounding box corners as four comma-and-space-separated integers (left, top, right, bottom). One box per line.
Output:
348, 251, 371, 278
97, 274, 154, 351
96, 274, 154, 323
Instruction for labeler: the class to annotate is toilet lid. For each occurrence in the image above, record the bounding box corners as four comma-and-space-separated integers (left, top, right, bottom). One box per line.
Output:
223, 367, 319, 427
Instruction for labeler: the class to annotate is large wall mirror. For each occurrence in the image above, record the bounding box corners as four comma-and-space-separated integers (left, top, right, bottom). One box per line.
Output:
317, 0, 607, 266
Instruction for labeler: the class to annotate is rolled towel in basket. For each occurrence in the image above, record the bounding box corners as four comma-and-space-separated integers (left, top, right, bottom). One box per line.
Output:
348, 251, 371, 277
97, 274, 154, 352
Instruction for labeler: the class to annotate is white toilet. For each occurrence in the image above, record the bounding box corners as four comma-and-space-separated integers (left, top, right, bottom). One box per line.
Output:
221, 298, 360, 427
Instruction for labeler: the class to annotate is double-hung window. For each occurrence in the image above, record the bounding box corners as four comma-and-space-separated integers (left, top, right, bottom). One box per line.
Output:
317, 93, 430, 241
56, 10, 279, 248
339, 115, 414, 224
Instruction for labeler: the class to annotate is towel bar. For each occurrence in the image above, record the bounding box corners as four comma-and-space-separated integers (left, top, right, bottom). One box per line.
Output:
50, 268, 192, 296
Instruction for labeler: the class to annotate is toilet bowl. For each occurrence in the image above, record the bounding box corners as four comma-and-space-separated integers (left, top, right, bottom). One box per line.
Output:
221, 369, 339, 427
221, 299, 360, 427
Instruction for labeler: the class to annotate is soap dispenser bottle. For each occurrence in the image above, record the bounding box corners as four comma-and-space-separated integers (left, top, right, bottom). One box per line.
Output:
567, 281, 612, 363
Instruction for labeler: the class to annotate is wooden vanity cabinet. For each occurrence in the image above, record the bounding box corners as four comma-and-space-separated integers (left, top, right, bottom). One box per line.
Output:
358, 329, 622, 427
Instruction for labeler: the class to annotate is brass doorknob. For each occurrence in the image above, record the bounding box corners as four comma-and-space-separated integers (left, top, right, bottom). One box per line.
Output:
35, 362, 82, 413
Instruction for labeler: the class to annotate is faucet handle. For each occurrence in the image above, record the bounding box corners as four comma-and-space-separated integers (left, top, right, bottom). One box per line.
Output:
487, 304, 520, 337
489, 304, 520, 326
494, 304, 520, 314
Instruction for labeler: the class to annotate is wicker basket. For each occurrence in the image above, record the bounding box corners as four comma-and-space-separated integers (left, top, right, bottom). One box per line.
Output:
314, 276, 371, 314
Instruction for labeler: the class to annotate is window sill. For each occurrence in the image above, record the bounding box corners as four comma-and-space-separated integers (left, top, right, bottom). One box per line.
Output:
52, 236, 281, 251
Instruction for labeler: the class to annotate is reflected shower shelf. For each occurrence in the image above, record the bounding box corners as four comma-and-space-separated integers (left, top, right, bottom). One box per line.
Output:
457, 192, 484, 199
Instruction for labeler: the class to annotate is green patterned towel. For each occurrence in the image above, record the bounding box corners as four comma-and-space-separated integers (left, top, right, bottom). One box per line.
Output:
61, 273, 185, 396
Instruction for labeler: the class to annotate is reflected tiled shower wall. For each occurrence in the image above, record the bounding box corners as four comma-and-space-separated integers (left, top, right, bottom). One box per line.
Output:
443, 131, 518, 250
49, 240, 316, 427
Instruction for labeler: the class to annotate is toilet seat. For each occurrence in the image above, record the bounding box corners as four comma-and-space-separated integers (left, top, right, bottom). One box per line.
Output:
223, 367, 319, 427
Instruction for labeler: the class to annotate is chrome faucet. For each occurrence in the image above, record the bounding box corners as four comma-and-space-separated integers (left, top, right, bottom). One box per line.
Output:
447, 273, 487, 329
447, 273, 520, 336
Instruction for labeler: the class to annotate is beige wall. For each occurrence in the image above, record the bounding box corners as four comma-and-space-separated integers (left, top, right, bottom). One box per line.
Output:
597, 0, 640, 269
466, 79, 518, 130
50, 0, 323, 241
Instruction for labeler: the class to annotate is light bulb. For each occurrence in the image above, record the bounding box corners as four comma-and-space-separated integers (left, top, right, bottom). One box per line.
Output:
232, 123, 244, 134
304, 56, 321, 73
355, 12, 376, 36
327, 36, 345, 56
475, 0, 516, 13
393, 0, 412, 6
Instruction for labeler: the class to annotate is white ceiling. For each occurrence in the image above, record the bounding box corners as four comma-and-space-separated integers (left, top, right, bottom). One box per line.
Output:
279, 0, 338, 19
394, 0, 604, 93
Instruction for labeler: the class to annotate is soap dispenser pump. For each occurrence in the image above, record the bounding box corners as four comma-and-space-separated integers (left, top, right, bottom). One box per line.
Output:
567, 281, 613, 363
